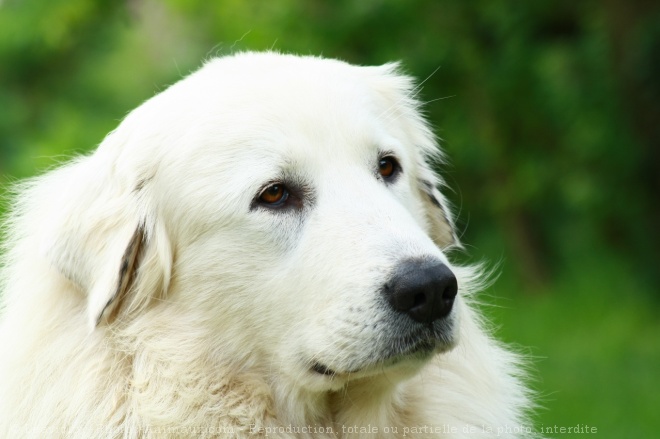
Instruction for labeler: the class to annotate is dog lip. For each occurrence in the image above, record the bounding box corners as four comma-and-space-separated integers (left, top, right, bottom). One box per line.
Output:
311, 362, 336, 376
386, 337, 438, 363
313, 339, 441, 378
375, 328, 454, 365
310, 325, 453, 378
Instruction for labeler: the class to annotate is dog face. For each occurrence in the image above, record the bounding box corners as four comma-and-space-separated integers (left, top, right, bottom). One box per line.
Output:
48, 53, 462, 392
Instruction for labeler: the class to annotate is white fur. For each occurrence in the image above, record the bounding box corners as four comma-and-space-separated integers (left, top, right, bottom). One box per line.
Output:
0, 52, 535, 438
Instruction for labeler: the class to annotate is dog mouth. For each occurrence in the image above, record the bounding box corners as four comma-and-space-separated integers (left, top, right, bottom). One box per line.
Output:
310, 328, 449, 378
309, 343, 435, 377
311, 362, 337, 376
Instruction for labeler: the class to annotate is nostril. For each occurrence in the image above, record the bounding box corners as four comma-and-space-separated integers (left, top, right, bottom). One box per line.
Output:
413, 292, 427, 308
438, 269, 458, 312
442, 277, 458, 301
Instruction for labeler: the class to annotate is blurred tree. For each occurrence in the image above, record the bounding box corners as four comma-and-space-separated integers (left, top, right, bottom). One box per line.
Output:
0, 0, 126, 174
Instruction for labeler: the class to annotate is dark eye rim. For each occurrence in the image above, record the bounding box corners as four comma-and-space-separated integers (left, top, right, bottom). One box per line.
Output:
252, 179, 310, 212
257, 183, 290, 207
378, 154, 402, 182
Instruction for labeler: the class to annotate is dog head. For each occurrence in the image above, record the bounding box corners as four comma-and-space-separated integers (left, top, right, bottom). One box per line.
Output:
44, 52, 465, 392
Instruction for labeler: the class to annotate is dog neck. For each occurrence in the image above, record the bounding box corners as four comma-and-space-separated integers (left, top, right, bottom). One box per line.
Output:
266, 372, 412, 437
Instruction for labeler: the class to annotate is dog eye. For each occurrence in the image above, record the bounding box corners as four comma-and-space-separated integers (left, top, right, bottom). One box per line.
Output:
258, 184, 289, 206
378, 156, 400, 180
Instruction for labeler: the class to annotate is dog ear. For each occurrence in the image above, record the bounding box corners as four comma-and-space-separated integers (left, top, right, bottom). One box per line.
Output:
416, 167, 461, 250
88, 223, 145, 327
41, 153, 172, 330
365, 62, 461, 250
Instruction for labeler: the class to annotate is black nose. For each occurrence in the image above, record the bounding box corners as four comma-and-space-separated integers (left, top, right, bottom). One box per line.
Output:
384, 259, 458, 323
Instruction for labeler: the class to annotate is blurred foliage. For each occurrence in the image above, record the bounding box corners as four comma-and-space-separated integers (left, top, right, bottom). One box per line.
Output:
1, 0, 659, 436
1, 0, 658, 291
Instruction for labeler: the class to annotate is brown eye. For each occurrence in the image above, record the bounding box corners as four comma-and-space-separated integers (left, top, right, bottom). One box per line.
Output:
259, 184, 288, 205
379, 156, 398, 179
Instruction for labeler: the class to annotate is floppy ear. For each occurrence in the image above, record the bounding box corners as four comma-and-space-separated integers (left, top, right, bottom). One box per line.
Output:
416, 167, 461, 250
89, 223, 144, 327
41, 155, 172, 330
364, 62, 461, 249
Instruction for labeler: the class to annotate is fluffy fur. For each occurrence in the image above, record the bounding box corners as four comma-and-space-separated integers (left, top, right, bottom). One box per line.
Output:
0, 52, 534, 438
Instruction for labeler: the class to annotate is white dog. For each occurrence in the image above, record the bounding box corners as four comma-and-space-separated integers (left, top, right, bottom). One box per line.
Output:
0, 52, 534, 438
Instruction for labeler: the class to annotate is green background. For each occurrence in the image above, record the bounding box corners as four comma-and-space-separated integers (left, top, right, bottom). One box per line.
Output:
1, 1, 658, 437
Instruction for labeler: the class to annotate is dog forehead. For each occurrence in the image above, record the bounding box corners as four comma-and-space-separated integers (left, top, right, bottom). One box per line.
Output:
177, 55, 407, 166
189, 55, 404, 129
113, 53, 423, 202
199, 52, 373, 91
114, 53, 418, 164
